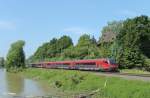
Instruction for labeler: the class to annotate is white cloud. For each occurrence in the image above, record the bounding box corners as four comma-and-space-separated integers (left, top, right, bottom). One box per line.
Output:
0, 21, 16, 30
63, 27, 92, 35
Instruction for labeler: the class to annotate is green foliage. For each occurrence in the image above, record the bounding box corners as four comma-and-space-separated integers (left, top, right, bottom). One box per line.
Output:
99, 21, 123, 43
29, 36, 73, 62
91, 36, 97, 45
99, 21, 123, 58
116, 15, 150, 68
76, 34, 100, 59
62, 46, 79, 59
29, 34, 100, 62
57, 35, 73, 51
98, 16, 150, 69
6, 40, 25, 71
144, 58, 150, 71
55, 80, 62, 88
99, 42, 113, 58
101, 21, 123, 35
62, 34, 100, 60
77, 34, 92, 47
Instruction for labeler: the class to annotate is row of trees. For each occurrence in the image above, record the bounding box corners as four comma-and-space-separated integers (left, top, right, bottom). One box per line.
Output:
29, 15, 150, 70
29, 35, 100, 62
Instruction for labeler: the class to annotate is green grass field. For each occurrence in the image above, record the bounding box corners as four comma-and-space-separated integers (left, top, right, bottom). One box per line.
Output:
21, 68, 150, 98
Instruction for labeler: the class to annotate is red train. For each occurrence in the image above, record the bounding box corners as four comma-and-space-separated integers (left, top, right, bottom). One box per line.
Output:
30, 58, 118, 71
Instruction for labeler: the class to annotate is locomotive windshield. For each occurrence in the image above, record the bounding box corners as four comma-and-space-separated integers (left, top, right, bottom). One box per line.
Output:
109, 59, 116, 64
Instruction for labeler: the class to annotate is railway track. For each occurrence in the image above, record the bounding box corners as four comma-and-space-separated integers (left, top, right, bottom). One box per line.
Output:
77, 69, 150, 77
96, 71, 150, 77
90, 71, 150, 81
112, 72, 150, 77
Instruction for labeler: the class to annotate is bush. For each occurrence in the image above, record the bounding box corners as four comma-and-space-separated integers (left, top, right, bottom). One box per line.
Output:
55, 80, 62, 88
144, 59, 150, 71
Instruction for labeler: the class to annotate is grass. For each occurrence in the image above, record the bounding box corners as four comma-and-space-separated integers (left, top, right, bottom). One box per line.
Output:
21, 68, 150, 98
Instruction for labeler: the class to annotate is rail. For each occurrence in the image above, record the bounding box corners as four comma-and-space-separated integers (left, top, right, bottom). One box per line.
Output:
114, 72, 150, 77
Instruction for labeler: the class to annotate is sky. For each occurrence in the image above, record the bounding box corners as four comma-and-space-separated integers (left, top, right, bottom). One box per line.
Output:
0, 0, 150, 58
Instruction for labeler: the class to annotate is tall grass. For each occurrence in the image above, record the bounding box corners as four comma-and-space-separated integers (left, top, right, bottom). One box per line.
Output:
21, 68, 150, 98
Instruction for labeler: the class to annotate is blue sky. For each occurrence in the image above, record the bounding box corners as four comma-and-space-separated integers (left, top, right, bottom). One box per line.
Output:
0, 0, 149, 58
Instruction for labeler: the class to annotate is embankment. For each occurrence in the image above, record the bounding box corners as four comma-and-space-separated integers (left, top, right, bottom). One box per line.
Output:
21, 68, 150, 98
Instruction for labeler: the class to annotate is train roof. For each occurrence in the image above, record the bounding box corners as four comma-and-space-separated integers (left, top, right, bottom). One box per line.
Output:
30, 58, 109, 65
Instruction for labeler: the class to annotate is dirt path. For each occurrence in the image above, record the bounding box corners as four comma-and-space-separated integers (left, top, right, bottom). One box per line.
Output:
92, 72, 150, 82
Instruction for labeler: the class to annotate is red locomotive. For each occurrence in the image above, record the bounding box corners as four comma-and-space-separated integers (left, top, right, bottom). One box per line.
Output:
30, 58, 118, 71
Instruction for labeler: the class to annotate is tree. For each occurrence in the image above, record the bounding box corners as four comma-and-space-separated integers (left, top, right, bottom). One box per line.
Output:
33, 42, 49, 61
98, 21, 123, 58
62, 46, 78, 59
77, 34, 92, 47
6, 40, 25, 71
99, 42, 112, 58
76, 34, 100, 59
57, 35, 73, 51
99, 21, 123, 43
30, 35, 73, 62
47, 38, 58, 57
0, 57, 5, 67
91, 36, 97, 45
116, 15, 150, 68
